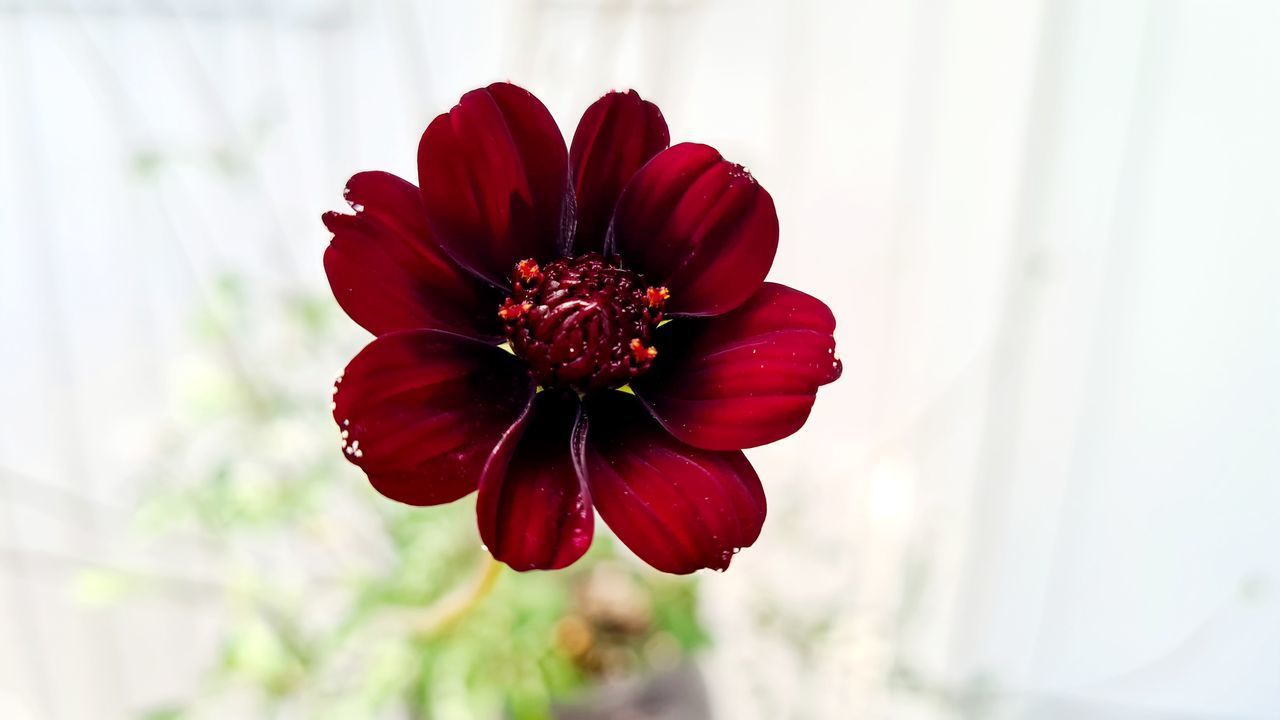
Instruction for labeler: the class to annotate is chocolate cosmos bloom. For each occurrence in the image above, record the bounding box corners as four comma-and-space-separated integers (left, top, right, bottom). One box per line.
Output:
324, 83, 841, 574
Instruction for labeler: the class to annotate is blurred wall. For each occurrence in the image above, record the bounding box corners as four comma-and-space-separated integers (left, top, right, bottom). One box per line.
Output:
2, 1, 1279, 718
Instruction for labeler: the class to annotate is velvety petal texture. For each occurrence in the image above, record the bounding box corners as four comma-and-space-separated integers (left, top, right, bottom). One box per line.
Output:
333, 330, 535, 506
569, 90, 669, 255
323, 172, 503, 340
478, 391, 592, 571
609, 143, 778, 317
329, 85, 839, 576
418, 82, 569, 286
583, 392, 766, 574
633, 283, 842, 450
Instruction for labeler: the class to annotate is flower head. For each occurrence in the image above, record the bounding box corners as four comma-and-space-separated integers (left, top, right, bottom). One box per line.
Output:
324, 84, 841, 574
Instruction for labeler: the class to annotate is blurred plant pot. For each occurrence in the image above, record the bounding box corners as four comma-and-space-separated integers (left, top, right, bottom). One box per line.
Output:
549, 662, 709, 720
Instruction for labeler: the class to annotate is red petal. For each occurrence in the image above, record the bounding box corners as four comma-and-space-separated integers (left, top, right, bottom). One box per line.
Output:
633, 283, 841, 450
333, 330, 535, 506
478, 391, 593, 571
582, 392, 765, 574
569, 90, 669, 255
609, 143, 778, 316
323, 172, 503, 340
417, 83, 569, 287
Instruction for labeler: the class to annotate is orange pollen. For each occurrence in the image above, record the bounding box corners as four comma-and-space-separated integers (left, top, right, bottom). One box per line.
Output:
515, 258, 542, 282
630, 338, 658, 363
500, 253, 660, 392
498, 301, 532, 321
645, 286, 671, 308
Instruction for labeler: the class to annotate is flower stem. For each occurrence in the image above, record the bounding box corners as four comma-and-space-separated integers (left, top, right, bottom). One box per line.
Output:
408, 555, 503, 637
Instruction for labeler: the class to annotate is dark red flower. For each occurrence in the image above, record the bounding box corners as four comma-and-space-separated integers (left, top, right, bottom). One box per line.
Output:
325, 84, 841, 574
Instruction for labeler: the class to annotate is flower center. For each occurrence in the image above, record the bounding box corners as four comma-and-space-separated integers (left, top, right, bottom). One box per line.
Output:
499, 254, 668, 392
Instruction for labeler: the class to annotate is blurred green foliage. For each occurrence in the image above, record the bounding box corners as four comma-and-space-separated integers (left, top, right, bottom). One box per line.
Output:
96, 274, 707, 720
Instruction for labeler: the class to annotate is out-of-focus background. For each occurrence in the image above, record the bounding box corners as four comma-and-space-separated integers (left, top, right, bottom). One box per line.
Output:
3, 0, 1279, 718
